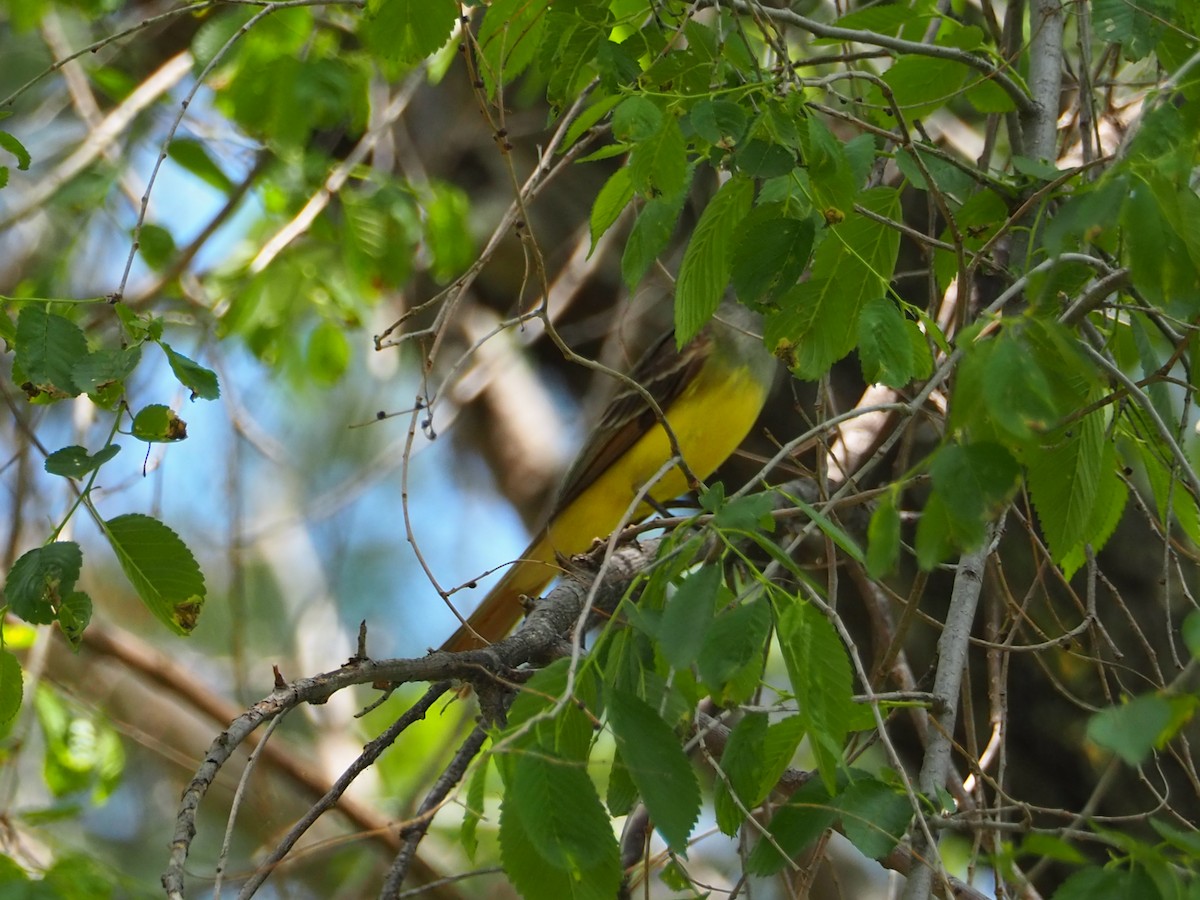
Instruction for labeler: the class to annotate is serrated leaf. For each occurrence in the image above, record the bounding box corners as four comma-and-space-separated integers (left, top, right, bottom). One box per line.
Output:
131, 404, 188, 442
14, 305, 88, 398
499, 801, 617, 900
1027, 413, 1105, 562
776, 599, 855, 791
659, 566, 721, 672
689, 98, 748, 146
756, 715, 806, 799
364, 0, 458, 65
502, 753, 621, 896
628, 115, 688, 199
882, 56, 969, 118
590, 167, 634, 253
745, 780, 836, 875
697, 597, 771, 705
675, 176, 754, 344
160, 343, 220, 400
44, 444, 121, 479
73, 344, 142, 405
478, 0, 549, 98
607, 688, 700, 852
0, 650, 24, 731
929, 441, 1020, 548
5, 542, 83, 625
858, 297, 916, 388
835, 777, 912, 859
103, 513, 205, 635
612, 95, 662, 142
713, 712, 768, 834
1058, 447, 1128, 579
766, 188, 901, 380
981, 330, 1059, 442
621, 187, 688, 290
731, 207, 814, 303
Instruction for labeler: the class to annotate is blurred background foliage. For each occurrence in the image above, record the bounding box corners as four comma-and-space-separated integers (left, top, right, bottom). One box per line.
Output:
0, 0, 1198, 898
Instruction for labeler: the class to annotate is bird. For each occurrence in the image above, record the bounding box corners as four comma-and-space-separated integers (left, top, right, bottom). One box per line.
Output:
440, 300, 776, 653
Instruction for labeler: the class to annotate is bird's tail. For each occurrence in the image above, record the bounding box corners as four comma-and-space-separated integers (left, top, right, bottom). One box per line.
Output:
439, 530, 560, 652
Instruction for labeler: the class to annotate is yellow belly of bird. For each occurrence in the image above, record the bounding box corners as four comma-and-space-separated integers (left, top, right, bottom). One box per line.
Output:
544, 359, 768, 559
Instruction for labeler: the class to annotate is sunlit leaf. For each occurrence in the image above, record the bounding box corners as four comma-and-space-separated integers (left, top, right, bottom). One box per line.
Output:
103, 514, 206, 635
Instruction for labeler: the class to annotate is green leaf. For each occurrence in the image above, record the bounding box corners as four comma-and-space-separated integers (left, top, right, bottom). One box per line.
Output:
137, 224, 176, 271
914, 493, 955, 570
73, 344, 142, 406
131, 404, 188, 443
103, 513, 206, 635
980, 330, 1060, 442
766, 187, 901, 380
501, 753, 621, 899
35, 687, 125, 802
606, 688, 700, 852
5, 542, 83, 625
1057, 449, 1128, 580
730, 206, 814, 303
1093, 0, 1172, 60
612, 95, 662, 142
364, 0, 458, 64
712, 712, 768, 834
461, 754, 489, 861
775, 599, 855, 792
858, 297, 916, 388
929, 441, 1020, 549
675, 176, 755, 344
590, 166, 634, 253
1086, 694, 1174, 765
1052, 866, 1161, 900
689, 98, 748, 146
167, 138, 233, 192
160, 343, 220, 400
745, 780, 836, 875
756, 715, 806, 800
44, 445, 121, 479
866, 493, 901, 578
0, 129, 31, 170
14, 305, 88, 398
835, 776, 912, 859
306, 321, 352, 386
1027, 412, 1106, 562
0, 650, 23, 733
621, 186, 689, 290
605, 751, 637, 817
882, 56, 969, 119
628, 114, 688, 199
1019, 833, 1087, 864
698, 597, 771, 706
658, 566, 721, 672
477, 0, 549, 97
57, 591, 93, 650
1183, 610, 1200, 660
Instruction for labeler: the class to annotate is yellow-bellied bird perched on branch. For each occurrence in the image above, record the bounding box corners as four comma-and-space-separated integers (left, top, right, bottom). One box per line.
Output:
441, 301, 777, 653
